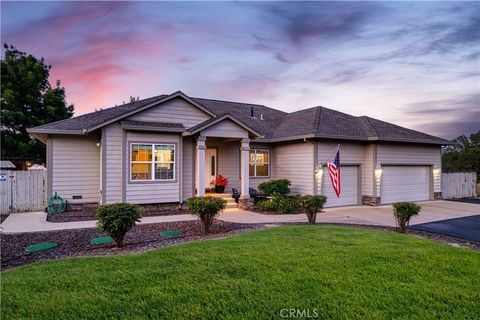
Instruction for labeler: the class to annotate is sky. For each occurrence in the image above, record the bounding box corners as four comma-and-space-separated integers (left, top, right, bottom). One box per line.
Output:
1, 1, 479, 139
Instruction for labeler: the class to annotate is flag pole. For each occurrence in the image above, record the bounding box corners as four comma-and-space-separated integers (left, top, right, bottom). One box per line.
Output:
318, 144, 340, 169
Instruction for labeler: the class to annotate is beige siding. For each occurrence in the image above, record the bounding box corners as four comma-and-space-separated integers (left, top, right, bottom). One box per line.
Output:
51, 134, 100, 203
201, 119, 248, 138
206, 140, 240, 192
182, 137, 194, 201
125, 132, 180, 204
317, 142, 374, 196
273, 142, 314, 195
377, 144, 441, 165
104, 123, 123, 204
126, 97, 211, 129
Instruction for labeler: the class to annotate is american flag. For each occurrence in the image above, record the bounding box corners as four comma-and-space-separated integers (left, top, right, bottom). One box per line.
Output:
326, 149, 341, 198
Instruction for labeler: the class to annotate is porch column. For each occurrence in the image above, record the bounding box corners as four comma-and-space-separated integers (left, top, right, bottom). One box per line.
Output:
195, 136, 206, 197
240, 138, 250, 199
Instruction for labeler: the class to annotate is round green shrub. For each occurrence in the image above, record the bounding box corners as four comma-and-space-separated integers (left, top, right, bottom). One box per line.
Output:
186, 196, 227, 234
258, 179, 291, 196
393, 202, 422, 233
96, 203, 142, 247
257, 196, 300, 214
301, 195, 327, 224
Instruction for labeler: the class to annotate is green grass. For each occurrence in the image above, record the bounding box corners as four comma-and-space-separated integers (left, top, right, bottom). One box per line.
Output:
2, 226, 479, 319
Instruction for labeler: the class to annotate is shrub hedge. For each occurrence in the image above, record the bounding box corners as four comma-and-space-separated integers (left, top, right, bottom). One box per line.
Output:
258, 179, 291, 196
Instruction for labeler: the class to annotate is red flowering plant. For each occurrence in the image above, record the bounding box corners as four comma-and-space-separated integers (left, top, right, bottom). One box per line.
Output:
211, 175, 228, 187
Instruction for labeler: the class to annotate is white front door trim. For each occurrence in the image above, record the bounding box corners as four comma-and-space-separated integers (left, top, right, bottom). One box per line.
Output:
205, 148, 217, 188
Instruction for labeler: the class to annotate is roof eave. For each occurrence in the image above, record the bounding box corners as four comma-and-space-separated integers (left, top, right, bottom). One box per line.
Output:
27, 128, 85, 135
120, 123, 185, 133
375, 137, 453, 145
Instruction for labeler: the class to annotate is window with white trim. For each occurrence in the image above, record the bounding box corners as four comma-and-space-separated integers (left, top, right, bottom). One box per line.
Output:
249, 149, 270, 177
130, 143, 175, 181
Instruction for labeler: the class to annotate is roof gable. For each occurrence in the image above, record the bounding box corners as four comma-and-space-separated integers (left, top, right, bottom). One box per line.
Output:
187, 114, 263, 138
126, 96, 212, 129
28, 91, 214, 134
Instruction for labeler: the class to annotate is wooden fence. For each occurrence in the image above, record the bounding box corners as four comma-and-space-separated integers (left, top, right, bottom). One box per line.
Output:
0, 170, 46, 214
441, 172, 477, 199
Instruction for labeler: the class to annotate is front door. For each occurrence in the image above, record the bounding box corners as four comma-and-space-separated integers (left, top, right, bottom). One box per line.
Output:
205, 148, 217, 189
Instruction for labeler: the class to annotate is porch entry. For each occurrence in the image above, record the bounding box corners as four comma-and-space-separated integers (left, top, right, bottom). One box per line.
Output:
205, 148, 217, 188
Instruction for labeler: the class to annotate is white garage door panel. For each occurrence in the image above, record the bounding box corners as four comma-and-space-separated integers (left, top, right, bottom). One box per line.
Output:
381, 166, 430, 204
322, 166, 358, 207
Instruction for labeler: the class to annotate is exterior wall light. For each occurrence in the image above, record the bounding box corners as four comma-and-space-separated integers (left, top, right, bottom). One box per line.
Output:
375, 165, 383, 177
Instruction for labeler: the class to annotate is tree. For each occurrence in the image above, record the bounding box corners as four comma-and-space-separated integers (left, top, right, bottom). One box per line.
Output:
442, 131, 480, 179
1, 44, 74, 164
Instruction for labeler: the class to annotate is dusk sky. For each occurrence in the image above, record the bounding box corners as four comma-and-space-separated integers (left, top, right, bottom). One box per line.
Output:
2, 1, 479, 139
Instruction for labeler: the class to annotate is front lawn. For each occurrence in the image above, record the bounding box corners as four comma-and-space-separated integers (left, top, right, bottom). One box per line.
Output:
2, 225, 479, 319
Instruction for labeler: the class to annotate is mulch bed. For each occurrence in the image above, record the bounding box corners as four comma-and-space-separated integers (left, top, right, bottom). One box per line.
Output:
1, 221, 263, 270
47, 207, 190, 223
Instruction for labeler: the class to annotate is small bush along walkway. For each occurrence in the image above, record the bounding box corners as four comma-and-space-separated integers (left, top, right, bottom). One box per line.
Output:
2, 226, 479, 319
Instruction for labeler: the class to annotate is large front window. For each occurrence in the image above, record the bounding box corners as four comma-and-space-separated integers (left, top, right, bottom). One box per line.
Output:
249, 149, 270, 177
130, 143, 175, 181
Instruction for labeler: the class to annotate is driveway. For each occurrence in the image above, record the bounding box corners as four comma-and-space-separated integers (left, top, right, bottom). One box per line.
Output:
2, 200, 478, 234
410, 214, 480, 242
220, 200, 480, 228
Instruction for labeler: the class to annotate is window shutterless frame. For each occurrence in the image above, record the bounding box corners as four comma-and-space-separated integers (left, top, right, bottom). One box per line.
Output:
249, 149, 270, 177
130, 143, 176, 182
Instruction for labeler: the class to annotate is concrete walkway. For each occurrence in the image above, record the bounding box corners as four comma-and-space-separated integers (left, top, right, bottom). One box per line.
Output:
1, 200, 478, 234
0, 211, 196, 234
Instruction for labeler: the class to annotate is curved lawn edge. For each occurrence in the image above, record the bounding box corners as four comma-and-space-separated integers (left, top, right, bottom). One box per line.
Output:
2, 225, 480, 320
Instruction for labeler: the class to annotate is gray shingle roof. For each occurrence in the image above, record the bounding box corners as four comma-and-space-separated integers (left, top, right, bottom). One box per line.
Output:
191, 97, 287, 139
28, 91, 450, 145
31, 94, 168, 131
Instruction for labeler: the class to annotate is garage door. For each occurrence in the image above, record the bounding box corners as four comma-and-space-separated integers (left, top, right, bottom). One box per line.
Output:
321, 166, 358, 207
381, 166, 430, 204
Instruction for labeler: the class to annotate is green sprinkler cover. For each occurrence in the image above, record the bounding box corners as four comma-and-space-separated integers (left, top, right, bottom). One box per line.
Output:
25, 242, 58, 253
90, 236, 114, 245
160, 231, 183, 238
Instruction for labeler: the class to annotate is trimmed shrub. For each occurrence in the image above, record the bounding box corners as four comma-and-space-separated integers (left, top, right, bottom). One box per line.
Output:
393, 202, 421, 233
257, 196, 301, 214
301, 195, 327, 224
276, 196, 301, 214
258, 179, 291, 196
186, 196, 227, 234
96, 203, 142, 247
257, 199, 277, 212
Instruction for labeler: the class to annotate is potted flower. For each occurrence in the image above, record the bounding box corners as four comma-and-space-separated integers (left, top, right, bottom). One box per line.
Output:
211, 175, 228, 193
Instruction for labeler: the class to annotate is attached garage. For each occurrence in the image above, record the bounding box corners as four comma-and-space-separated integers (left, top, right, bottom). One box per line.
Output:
322, 166, 359, 207
381, 166, 430, 204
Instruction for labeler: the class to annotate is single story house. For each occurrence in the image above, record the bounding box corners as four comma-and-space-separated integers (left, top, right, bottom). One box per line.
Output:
28, 91, 449, 208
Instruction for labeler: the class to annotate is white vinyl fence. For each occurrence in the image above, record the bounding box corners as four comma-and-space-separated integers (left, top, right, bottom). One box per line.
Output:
0, 170, 46, 214
441, 172, 477, 199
